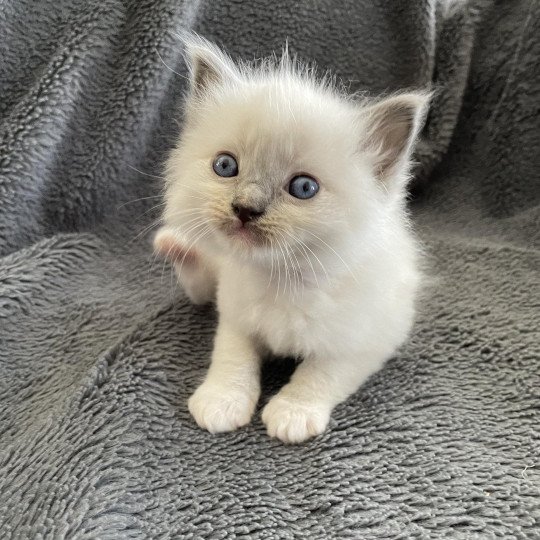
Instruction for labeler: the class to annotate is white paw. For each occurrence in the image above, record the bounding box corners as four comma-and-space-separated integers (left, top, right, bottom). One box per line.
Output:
188, 382, 258, 433
153, 226, 216, 305
262, 395, 330, 444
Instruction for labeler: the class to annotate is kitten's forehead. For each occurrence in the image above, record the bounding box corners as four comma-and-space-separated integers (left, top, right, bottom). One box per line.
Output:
208, 80, 355, 174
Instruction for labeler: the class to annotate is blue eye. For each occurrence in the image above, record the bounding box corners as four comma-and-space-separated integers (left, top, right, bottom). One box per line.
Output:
288, 175, 319, 200
213, 153, 238, 177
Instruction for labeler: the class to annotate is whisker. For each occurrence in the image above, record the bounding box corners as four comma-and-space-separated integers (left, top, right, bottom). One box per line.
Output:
275, 237, 282, 302
282, 240, 294, 298
297, 235, 329, 283
126, 163, 166, 180
295, 238, 319, 287
174, 213, 208, 229
130, 217, 164, 243
131, 202, 167, 222
283, 234, 302, 284
161, 232, 181, 286
267, 237, 275, 291
175, 223, 213, 277
130, 207, 205, 244
160, 220, 207, 285
153, 207, 206, 226
298, 227, 357, 284
275, 230, 301, 299
163, 207, 205, 218
116, 195, 164, 210
156, 48, 188, 80
282, 230, 320, 288
284, 243, 300, 299
276, 237, 290, 298
157, 178, 211, 200
286, 237, 304, 299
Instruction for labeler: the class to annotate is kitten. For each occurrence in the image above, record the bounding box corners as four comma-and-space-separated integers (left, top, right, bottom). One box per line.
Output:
154, 36, 428, 443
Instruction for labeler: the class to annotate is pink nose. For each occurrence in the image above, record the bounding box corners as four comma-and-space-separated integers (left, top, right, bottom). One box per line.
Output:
232, 204, 264, 224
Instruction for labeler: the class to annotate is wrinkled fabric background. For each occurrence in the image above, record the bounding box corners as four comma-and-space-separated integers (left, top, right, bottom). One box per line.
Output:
1, 0, 539, 538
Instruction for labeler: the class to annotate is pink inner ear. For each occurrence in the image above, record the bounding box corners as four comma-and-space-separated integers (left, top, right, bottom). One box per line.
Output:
153, 231, 197, 265
360, 93, 427, 186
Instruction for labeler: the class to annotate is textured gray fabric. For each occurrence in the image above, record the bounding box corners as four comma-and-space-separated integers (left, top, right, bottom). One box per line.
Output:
1, 0, 539, 538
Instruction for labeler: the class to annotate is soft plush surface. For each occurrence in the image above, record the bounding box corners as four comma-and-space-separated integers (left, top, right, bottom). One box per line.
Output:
1, 0, 539, 538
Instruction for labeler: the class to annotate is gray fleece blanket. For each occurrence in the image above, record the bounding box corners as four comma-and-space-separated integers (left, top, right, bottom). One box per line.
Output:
1, 0, 539, 538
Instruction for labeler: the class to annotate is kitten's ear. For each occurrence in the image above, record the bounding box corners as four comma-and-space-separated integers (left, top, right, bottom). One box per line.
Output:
359, 93, 429, 190
183, 36, 239, 96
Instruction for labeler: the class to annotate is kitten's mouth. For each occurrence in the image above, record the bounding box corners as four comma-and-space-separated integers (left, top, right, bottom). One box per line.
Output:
222, 219, 265, 247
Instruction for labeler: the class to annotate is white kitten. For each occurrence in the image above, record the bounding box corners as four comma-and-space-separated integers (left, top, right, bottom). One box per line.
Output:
154, 36, 428, 443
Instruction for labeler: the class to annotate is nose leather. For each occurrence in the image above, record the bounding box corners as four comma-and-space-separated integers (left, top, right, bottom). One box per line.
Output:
232, 204, 264, 224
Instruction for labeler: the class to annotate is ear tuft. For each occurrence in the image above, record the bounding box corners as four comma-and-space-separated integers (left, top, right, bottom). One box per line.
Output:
182, 34, 238, 96
359, 92, 430, 188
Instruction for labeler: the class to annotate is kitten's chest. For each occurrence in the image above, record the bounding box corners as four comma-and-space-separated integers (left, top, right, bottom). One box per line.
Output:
247, 295, 314, 356
218, 267, 331, 357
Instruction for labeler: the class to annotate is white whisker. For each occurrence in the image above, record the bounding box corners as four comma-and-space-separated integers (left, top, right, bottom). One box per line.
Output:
266, 236, 275, 291
294, 235, 320, 288
133, 207, 205, 244
276, 230, 302, 300
176, 223, 214, 277
294, 232, 329, 284
161, 220, 207, 284
116, 195, 164, 210
155, 49, 188, 80
280, 230, 306, 297
132, 202, 167, 221
298, 227, 358, 285
276, 237, 291, 297
126, 164, 166, 180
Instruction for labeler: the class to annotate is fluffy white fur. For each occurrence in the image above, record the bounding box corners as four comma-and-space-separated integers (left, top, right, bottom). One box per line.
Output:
154, 36, 428, 443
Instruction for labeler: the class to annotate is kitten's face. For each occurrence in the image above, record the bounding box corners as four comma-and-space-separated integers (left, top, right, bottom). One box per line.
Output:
166, 83, 373, 260
163, 39, 426, 268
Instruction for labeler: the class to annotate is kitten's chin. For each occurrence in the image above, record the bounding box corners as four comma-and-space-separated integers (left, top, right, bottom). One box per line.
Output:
219, 220, 268, 254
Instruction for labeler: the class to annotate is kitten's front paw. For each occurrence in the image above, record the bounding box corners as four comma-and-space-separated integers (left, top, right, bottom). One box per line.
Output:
188, 382, 258, 434
262, 395, 330, 444
153, 227, 215, 305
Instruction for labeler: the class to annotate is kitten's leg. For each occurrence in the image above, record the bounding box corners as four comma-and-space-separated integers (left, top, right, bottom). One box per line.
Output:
188, 320, 261, 433
153, 227, 216, 305
262, 351, 387, 444
173, 255, 216, 305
